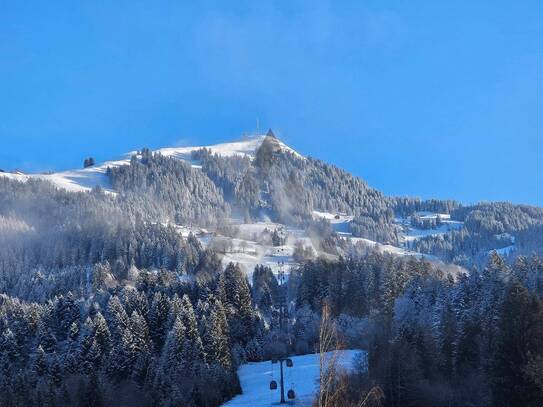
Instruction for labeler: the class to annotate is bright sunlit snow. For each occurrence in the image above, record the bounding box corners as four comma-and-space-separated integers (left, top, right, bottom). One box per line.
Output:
0, 135, 301, 193
222, 350, 365, 407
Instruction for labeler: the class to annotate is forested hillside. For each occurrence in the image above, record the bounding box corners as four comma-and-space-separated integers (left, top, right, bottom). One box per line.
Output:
1, 135, 543, 406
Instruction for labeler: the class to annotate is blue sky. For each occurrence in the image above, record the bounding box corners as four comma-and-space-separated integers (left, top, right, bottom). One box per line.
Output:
1, 1, 543, 206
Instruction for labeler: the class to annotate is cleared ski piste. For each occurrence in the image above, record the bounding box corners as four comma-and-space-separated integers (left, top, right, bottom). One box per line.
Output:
222, 349, 365, 406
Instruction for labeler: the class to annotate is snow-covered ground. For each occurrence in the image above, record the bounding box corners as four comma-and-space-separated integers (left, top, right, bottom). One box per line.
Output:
395, 213, 464, 244
214, 237, 301, 280
403, 220, 464, 242
490, 233, 516, 256
313, 211, 354, 234
346, 236, 438, 260
154, 134, 301, 161
0, 134, 300, 193
0, 162, 117, 193
222, 350, 365, 407
312, 210, 435, 259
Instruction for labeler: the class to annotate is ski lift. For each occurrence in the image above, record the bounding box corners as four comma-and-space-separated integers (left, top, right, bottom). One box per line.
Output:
270, 380, 278, 390
287, 389, 296, 399
286, 358, 293, 367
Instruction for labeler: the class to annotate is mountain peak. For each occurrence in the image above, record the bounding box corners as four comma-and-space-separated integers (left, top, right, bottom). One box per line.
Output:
266, 128, 277, 139
0, 133, 303, 193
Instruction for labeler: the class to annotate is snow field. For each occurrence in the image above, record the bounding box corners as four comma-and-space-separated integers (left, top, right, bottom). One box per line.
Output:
222, 350, 365, 407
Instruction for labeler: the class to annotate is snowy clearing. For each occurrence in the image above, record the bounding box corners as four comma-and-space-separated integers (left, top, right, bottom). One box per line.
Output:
222, 350, 365, 407
395, 213, 464, 244
403, 220, 464, 242
312, 210, 354, 234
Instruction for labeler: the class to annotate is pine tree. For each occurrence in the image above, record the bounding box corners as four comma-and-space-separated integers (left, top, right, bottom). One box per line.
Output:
34, 345, 47, 377
180, 295, 205, 364
492, 281, 543, 406
37, 320, 57, 353
204, 300, 231, 370
48, 357, 63, 388
106, 295, 129, 344
130, 311, 151, 356
163, 316, 186, 369
0, 328, 20, 363
220, 263, 255, 344
82, 373, 102, 407
148, 292, 170, 351
93, 311, 112, 355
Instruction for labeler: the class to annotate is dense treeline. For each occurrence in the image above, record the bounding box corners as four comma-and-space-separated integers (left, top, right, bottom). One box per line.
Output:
412, 202, 543, 263
108, 149, 230, 226
392, 198, 461, 219
295, 252, 543, 407
2, 137, 543, 406
0, 263, 267, 406
0, 178, 204, 301
192, 136, 400, 242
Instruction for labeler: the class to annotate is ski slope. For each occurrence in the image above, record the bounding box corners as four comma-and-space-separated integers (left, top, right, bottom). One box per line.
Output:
222, 350, 365, 407
0, 155, 130, 193
0, 134, 301, 193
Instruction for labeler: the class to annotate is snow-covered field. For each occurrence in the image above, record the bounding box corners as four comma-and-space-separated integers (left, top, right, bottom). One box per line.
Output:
312, 210, 436, 259
403, 220, 464, 242
222, 350, 365, 407
313, 211, 353, 234
395, 213, 464, 244
0, 162, 117, 193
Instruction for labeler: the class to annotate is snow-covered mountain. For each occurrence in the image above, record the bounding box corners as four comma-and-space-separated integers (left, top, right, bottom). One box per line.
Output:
2, 130, 540, 269
0, 132, 299, 194
1, 130, 542, 407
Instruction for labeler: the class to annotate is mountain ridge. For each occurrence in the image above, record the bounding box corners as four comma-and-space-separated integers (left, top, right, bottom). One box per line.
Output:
0, 133, 299, 193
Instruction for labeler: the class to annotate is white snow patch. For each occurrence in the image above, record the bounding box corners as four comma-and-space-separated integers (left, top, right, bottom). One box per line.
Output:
403, 221, 464, 242
151, 134, 302, 161
312, 211, 354, 234
0, 158, 128, 193
395, 212, 464, 244
346, 236, 438, 260
493, 245, 515, 256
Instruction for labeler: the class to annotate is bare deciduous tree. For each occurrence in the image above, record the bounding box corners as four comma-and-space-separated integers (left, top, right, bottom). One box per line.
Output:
315, 303, 384, 407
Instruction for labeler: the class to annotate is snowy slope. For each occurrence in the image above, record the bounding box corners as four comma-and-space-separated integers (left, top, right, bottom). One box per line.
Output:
396, 213, 464, 244
0, 161, 121, 193
222, 350, 365, 407
207, 221, 311, 280
312, 210, 434, 259
154, 134, 301, 161
0, 134, 301, 193
313, 211, 354, 234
